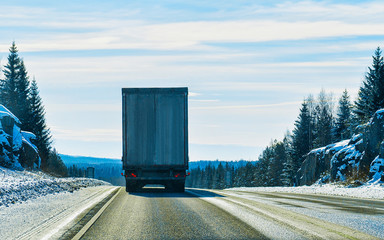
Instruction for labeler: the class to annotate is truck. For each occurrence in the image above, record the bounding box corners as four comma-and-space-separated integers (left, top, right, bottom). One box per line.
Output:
121, 87, 189, 192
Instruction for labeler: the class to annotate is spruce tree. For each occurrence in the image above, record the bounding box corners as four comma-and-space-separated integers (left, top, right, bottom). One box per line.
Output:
15, 60, 31, 128
257, 145, 274, 186
272, 141, 286, 186
215, 163, 225, 189
355, 47, 384, 122
1, 42, 21, 113
1, 42, 31, 130
334, 90, 352, 141
292, 100, 313, 172
28, 78, 52, 170
313, 90, 334, 148
281, 132, 295, 186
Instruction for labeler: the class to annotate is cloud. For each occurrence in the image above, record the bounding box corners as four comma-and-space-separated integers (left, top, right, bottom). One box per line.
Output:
190, 101, 301, 110
46, 103, 120, 112
51, 127, 121, 142
3, 2, 384, 53
4, 20, 384, 52
190, 99, 219, 102
189, 92, 201, 97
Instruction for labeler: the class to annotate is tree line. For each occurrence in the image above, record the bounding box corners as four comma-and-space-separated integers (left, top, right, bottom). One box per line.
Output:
188, 47, 384, 189
0, 42, 67, 176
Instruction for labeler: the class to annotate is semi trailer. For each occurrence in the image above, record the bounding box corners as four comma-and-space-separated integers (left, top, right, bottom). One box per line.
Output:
122, 88, 189, 192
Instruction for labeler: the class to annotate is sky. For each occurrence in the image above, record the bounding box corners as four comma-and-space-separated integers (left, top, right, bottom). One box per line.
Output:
1, 0, 384, 161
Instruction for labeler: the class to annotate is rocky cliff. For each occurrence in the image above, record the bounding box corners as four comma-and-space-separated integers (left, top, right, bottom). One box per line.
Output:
0, 105, 40, 170
296, 109, 384, 186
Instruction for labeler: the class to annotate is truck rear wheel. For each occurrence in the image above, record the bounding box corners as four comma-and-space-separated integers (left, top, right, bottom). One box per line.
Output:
175, 182, 185, 192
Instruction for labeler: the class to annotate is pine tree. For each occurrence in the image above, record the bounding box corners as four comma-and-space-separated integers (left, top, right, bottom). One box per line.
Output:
28, 78, 52, 170
281, 132, 295, 186
14, 60, 31, 128
1, 42, 31, 130
313, 89, 334, 148
355, 47, 384, 122
215, 163, 225, 189
1, 42, 21, 113
257, 145, 274, 186
292, 100, 313, 172
334, 89, 352, 141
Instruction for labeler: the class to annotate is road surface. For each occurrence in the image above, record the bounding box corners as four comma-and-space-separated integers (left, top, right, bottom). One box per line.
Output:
77, 187, 384, 240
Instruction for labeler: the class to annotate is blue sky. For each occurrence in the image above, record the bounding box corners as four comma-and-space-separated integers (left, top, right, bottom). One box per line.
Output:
1, 0, 384, 160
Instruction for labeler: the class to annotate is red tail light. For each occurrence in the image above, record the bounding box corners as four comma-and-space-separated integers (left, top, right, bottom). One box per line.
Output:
121, 173, 124, 176
174, 173, 180, 178
131, 173, 137, 178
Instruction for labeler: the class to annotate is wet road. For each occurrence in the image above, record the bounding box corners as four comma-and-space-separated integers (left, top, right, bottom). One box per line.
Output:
79, 187, 383, 240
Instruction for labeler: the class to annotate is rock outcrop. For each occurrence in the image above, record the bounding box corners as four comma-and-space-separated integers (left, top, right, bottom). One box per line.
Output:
0, 105, 40, 170
296, 108, 384, 185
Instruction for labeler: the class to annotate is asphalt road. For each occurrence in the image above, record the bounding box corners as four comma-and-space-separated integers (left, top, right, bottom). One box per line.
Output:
79, 187, 384, 240
80, 187, 266, 240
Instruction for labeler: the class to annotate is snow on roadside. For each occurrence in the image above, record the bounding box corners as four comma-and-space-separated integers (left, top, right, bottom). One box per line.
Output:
0, 185, 117, 240
226, 182, 384, 200
0, 166, 110, 207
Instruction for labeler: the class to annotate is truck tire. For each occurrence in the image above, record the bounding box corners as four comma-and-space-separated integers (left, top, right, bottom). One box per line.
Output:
176, 182, 185, 192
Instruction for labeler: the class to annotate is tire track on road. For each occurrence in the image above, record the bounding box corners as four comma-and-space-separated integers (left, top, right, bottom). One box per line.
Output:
201, 189, 380, 240
190, 190, 379, 239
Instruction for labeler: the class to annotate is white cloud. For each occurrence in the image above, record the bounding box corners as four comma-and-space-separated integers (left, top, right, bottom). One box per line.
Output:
46, 103, 120, 112
4, 20, 384, 52
190, 99, 219, 102
190, 101, 301, 110
188, 92, 201, 97
51, 127, 121, 142
2, 1, 384, 53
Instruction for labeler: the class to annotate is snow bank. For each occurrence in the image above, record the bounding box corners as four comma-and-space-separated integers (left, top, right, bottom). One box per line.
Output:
0, 166, 110, 207
0, 105, 21, 125
226, 182, 384, 200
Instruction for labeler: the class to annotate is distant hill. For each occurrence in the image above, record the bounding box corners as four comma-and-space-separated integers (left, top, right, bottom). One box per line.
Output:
60, 154, 121, 166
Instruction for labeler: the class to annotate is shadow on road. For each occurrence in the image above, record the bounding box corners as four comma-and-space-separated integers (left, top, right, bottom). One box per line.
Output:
128, 187, 225, 198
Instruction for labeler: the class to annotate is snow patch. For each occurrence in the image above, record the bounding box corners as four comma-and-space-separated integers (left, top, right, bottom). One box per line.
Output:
227, 183, 384, 200
0, 105, 21, 124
